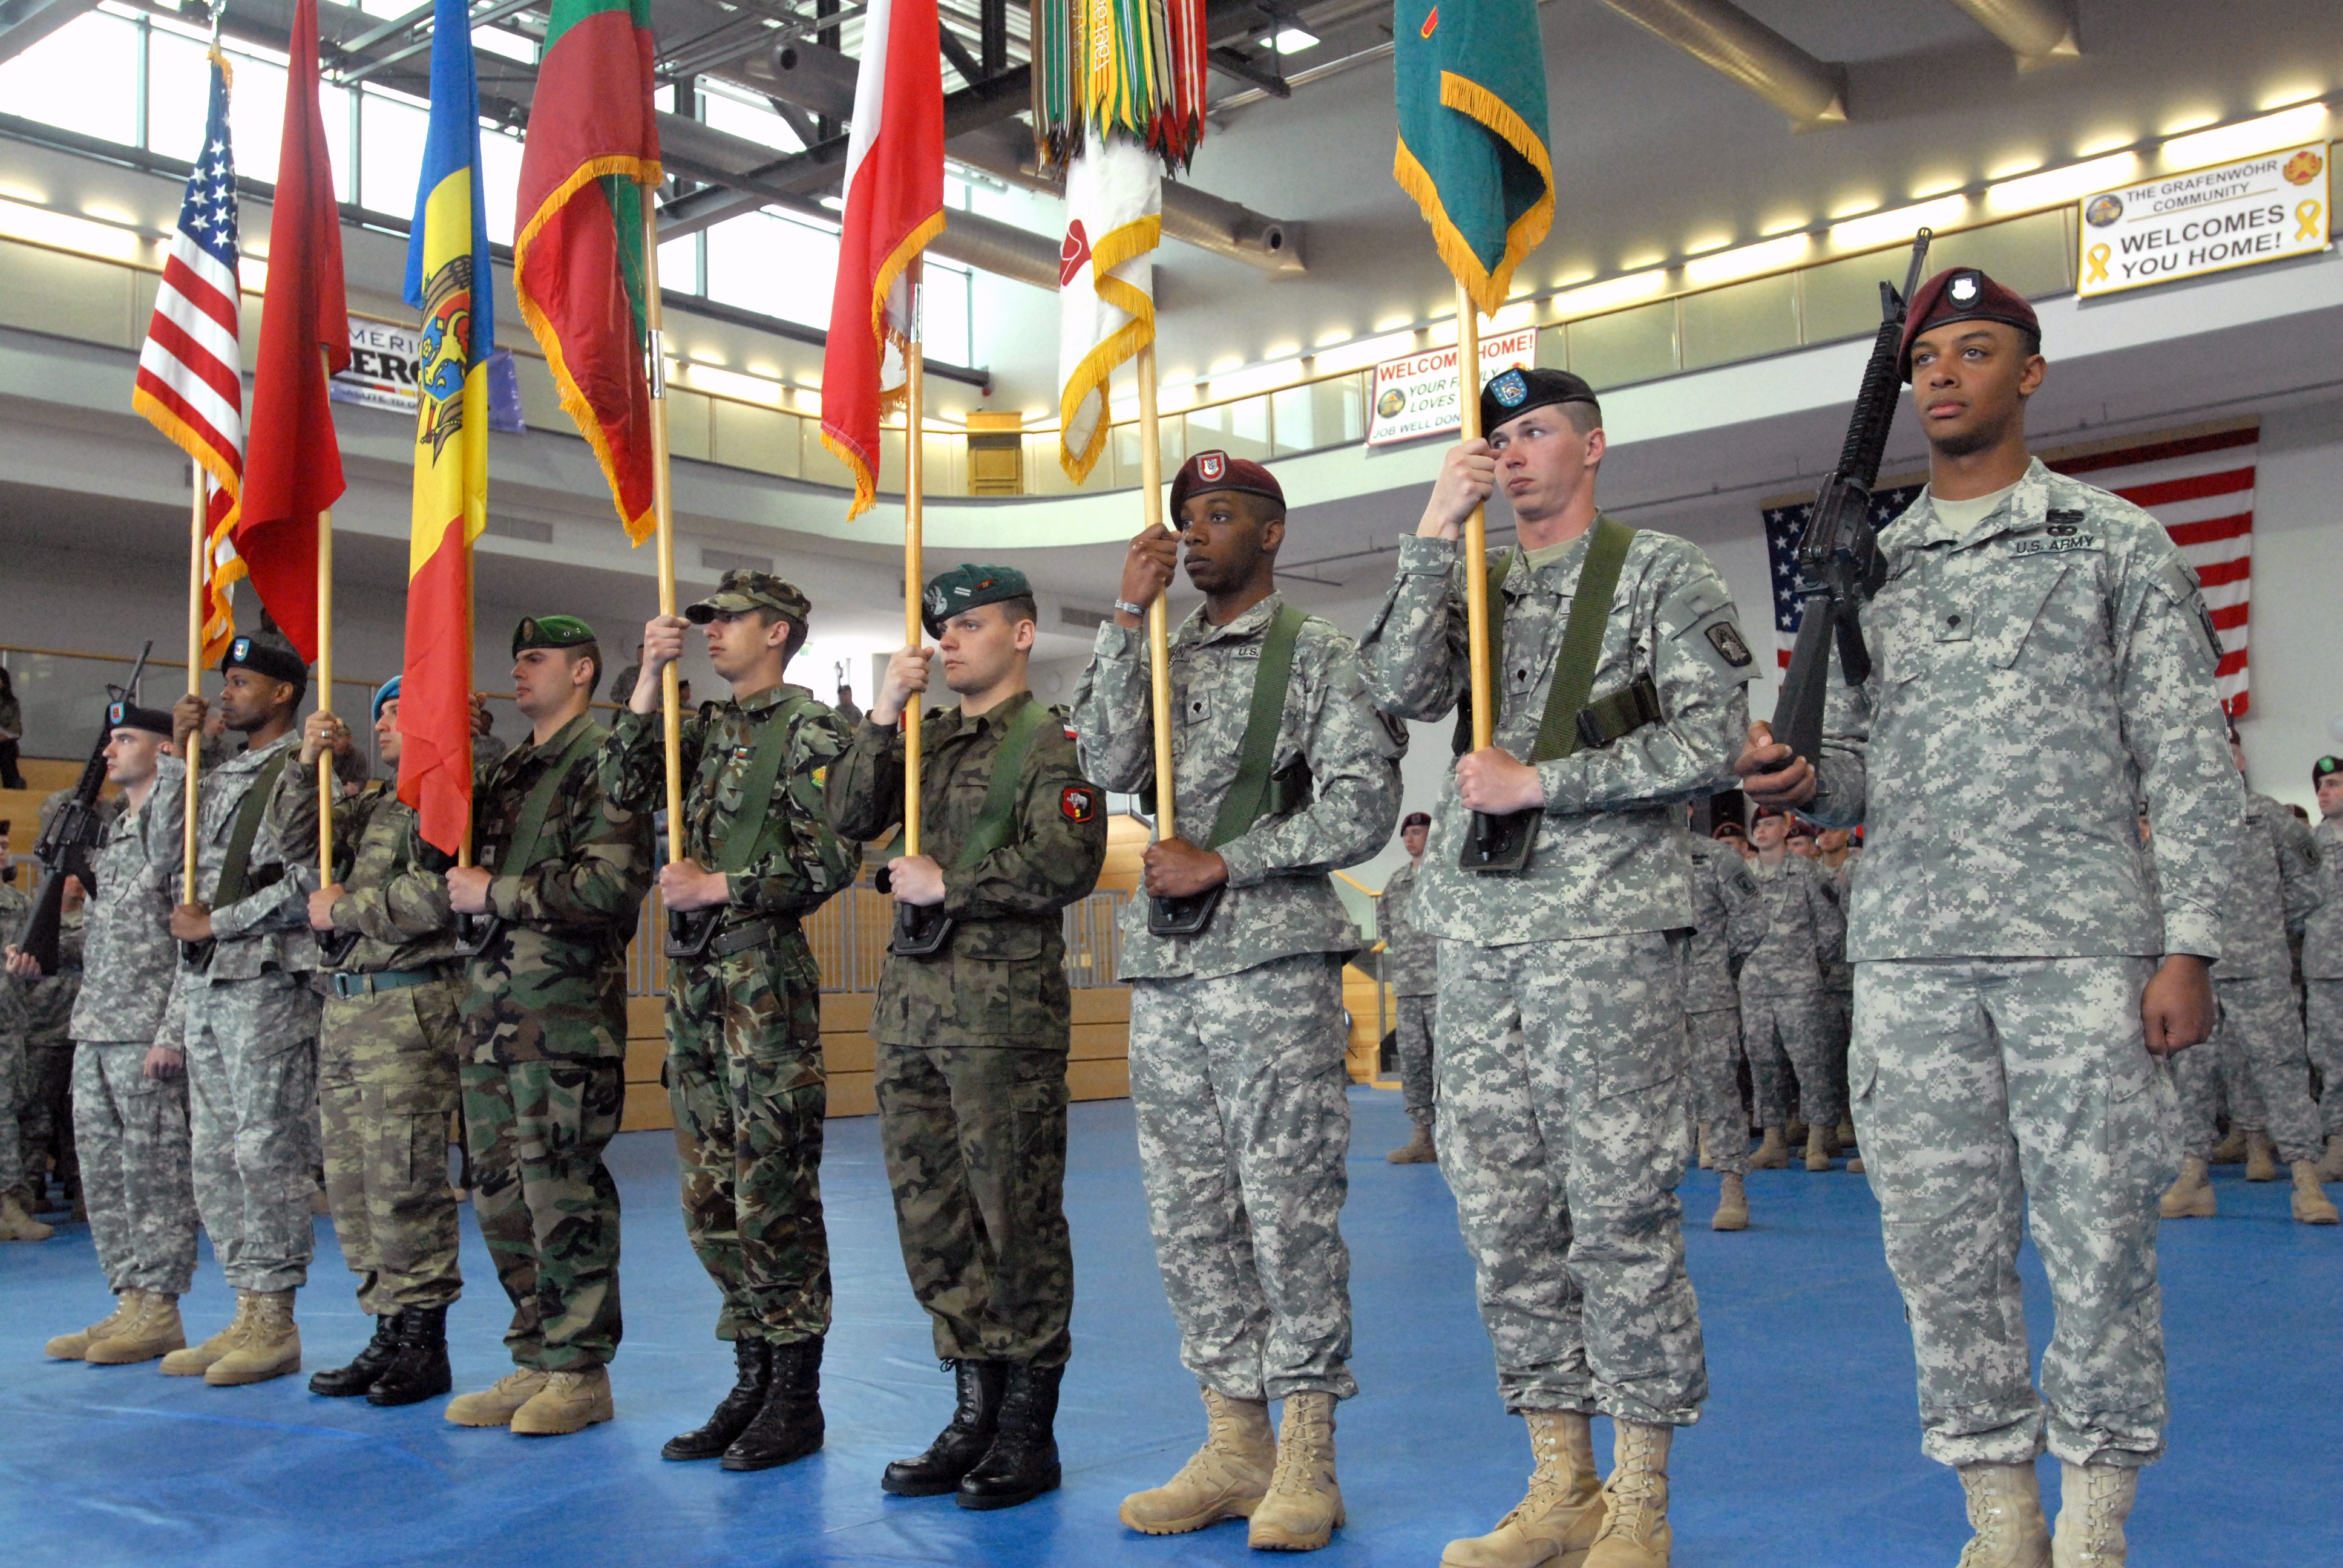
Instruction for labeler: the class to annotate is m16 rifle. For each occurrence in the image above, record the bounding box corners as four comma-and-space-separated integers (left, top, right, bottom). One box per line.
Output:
13, 641, 152, 975
1770, 230, 1933, 772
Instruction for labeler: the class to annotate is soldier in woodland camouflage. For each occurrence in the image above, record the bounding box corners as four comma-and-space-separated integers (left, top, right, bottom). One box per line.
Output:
1685, 826, 1765, 1229
10, 806, 84, 1215
828, 563, 1106, 1510
602, 571, 856, 1472
444, 616, 651, 1439
1075, 453, 1403, 1552
2159, 738, 2333, 1223
1742, 269, 2241, 1566
0, 868, 57, 1243
2305, 758, 2343, 1179
158, 630, 336, 1387
1379, 811, 1440, 1165
1361, 367, 1756, 1568
1738, 806, 1848, 1172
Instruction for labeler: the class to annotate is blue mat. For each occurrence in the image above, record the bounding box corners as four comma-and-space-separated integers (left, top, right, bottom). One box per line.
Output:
1, 1087, 2334, 1566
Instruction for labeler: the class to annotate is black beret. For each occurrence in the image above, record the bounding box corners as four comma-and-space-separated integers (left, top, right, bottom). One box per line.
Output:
1899, 267, 2040, 381
220, 630, 307, 688
1481, 366, 1599, 437
2316, 756, 2341, 786
106, 700, 174, 737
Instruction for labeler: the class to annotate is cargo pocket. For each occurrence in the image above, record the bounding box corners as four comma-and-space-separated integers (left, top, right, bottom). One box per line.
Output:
1596, 933, 1691, 1099
948, 925, 1047, 1035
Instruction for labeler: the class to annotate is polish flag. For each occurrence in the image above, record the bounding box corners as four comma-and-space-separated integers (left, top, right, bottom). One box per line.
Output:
817, 0, 945, 520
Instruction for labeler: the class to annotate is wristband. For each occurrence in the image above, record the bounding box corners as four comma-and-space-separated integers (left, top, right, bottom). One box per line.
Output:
1113, 599, 1147, 618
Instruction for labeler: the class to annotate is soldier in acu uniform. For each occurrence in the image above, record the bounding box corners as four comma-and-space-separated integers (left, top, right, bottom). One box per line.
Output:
280, 676, 481, 1408
1685, 822, 1765, 1230
12, 800, 85, 1219
160, 630, 339, 1387
602, 571, 856, 1472
1741, 269, 2241, 1567
2306, 757, 2343, 1178
2158, 736, 2334, 1223
1, 828, 65, 1244
443, 616, 652, 1437
1380, 811, 1440, 1165
1075, 452, 1404, 1553
1362, 367, 1755, 1568
1739, 806, 1849, 1171
828, 563, 1108, 1511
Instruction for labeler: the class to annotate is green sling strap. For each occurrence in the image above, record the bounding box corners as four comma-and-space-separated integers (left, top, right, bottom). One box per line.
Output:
211, 748, 293, 907
1453, 516, 1640, 762
710, 693, 813, 874
499, 720, 608, 874
1202, 602, 1309, 851
952, 696, 1054, 869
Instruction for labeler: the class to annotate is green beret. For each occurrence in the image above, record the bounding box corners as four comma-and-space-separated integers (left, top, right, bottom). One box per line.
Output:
511, 615, 597, 657
921, 563, 1032, 636
685, 569, 811, 627
220, 630, 307, 689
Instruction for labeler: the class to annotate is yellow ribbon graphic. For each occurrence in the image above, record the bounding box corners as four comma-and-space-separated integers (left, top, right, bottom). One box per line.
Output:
2298, 201, 2324, 241
2085, 243, 2111, 284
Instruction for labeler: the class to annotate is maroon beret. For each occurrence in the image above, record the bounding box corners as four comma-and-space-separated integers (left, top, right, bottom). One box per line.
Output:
1169, 449, 1283, 521
1898, 267, 2040, 381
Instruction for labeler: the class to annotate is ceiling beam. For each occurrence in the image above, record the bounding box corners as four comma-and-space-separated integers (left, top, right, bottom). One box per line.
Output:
1942, 0, 2079, 66
1599, 0, 1847, 126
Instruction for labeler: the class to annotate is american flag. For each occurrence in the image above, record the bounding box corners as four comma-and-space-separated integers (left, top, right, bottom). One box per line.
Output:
131, 47, 244, 665
1760, 424, 2256, 714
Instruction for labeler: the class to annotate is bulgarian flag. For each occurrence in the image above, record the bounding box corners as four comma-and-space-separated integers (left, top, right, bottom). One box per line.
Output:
818, 0, 945, 520
514, 0, 660, 543
396, 0, 493, 854
1393, 0, 1554, 318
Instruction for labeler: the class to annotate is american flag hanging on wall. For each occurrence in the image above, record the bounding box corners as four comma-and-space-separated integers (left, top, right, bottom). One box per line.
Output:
1761, 420, 2256, 716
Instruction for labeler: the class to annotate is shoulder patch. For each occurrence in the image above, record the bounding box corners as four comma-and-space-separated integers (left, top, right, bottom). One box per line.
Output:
1705, 621, 1754, 668
1060, 785, 1098, 823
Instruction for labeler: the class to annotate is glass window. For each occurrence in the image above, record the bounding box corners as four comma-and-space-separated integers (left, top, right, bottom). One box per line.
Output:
479, 124, 522, 246
0, 8, 140, 146
473, 26, 536, 65
359, 89, 428, 217
922, 261, 971, 365
706, 209, 837, 330
1680, 272, 1798, 372
700, 88, 804, 153
657, 232, 701, 295
147, 27, 214, 162
223, 51, 353, 204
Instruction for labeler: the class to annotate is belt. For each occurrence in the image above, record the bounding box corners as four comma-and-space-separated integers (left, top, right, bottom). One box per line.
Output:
328, 966, 449, 999
708, 915, 796, 959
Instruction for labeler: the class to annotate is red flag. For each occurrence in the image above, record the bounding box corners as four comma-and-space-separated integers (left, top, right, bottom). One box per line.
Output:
235, 0, 347, 662
818, 0, 945, 518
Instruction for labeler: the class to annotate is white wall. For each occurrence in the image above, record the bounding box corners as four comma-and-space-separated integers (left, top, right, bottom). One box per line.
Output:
2239, 397, 2343, 817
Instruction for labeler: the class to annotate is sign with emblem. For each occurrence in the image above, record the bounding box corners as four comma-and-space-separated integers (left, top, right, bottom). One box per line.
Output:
330, 314, 528, 431
1365, 327, 1541, 447
2077, 143, 2330, 299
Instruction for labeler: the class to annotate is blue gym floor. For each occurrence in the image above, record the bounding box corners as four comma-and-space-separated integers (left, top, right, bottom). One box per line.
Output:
2, 1087, 2336, 1566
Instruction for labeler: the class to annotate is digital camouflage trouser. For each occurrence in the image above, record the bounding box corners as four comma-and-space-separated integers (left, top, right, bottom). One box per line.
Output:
1392, 994, 1437, 1128
1688, 1009, 1749, 1176
1129, 953, 1356, 1404
667, 940, 830, 1345
18, 1042, 77, 1203
462, 1057, 624, 1371
319, 976, 464, 1314
1437, 930, 1706, 1426
73, 1040, 197, 1295
185, 970, 321, 1294
2174, 976, 2322, 1164
876, 1041, 1073, 1367
1740, 988, 1840, 1129
1851, 955, 2178, 1471
2309, 979, 2343, 1138
0, 1025, 22, 1194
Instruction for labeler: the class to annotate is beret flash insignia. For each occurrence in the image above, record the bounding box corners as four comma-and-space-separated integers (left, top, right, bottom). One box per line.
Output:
1199, 452, 1225, 482
1492, 368, 1528, 407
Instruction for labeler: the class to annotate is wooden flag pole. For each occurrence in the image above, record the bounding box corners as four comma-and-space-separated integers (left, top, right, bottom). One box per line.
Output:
1135, 342, 1174, 845
1455, 284, 1493, 753
640, 199, 683, 863
315, 344, 338, 873
183, 469, 205, 899
902, 266, 926, 858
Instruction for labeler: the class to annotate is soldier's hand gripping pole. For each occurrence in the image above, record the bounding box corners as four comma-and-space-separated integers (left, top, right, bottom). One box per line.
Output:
1453, 284, 1533, 875
891, 269, 954, 959
182, 469, 205, 902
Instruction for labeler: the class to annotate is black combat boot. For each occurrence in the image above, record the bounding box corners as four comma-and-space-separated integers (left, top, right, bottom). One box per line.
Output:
309, 1313, 401, 1397
955, 1362, 1063, 1511
664, 1338, 772, 1461
723, 1336, 824, 1472
366, 1304, 452, 1406
882, 1359, 1008, 1497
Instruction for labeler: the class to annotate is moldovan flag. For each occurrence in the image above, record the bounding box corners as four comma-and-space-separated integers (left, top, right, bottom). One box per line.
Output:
1057, 137, 1159, 484
514, 0, 660, 542
235, 0, 347, 661
397, 0, 494, 853
818, 0, 945, 520
1393, 0, 1554, 317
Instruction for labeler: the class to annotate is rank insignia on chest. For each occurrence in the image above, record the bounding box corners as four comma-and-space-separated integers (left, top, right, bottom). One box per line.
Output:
811, 765, 827, 789
732, 745, 755, 761
1705, 622, 1754, 668
1061, 786, 1097, 823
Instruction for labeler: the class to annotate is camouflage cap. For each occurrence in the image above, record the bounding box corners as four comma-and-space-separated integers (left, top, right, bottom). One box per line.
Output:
684, 569, 811, 627
2317, 756, 2341, 787
511, 614, 597, 657
220, 628, 308, 688
921, 563, 1032, 635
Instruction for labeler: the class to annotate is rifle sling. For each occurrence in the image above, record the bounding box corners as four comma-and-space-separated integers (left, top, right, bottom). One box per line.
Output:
953, 697, 1053, 871
1453, 517, 1642, 764
710, 693, 813, 875
211, 749, 293, 909
1202, 603, 1308, 852
497, 722, 609, 877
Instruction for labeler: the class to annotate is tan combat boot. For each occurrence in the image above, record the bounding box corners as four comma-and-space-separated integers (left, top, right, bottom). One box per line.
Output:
2158, 1158, 2215, 1219
1750, 1128, 1789, 1169
1953, 1462, 2050, 1567
0, 1191, 54, 1242
1804, 1123, 1834, 1172
206, 1290, 301, 1385
2050, 1462, 2135, 1567
161, 1292, 255, 1376
1696, 1127, 1712, 1170
446, 1367, 551, 1428
1837, 1119, 1857, 1150
88, 1292, 187, 1365
2244, 1130, 2278, 1182
1440, 1409, 1604, 1568
47, 1295, 136, 1360
2290, 1162, 2339, 1224
2207, 1126, 2246, 1165
511, 1364, 614, 1436
1121, 1387, 1276, 1534
1248, 1390, 1343, 1551
1585, 1422, 1673, 1567
2319, 1134, 2343, 1183
1388, 1125, 1438, 1165
1711, 1174, 1748, 1233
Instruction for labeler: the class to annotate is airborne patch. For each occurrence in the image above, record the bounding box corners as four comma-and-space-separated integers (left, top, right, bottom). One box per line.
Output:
1705, 621, 1754, 668
1061, 786, 1097, 823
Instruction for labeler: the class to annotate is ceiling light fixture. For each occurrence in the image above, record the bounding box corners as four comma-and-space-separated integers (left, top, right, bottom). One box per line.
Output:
1685, 232, 1812, 287
1984, 151, 2140, 214
1272, 27, 1319, 53
1828, 194, 1969, 253
2160, 102, 2332, 171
